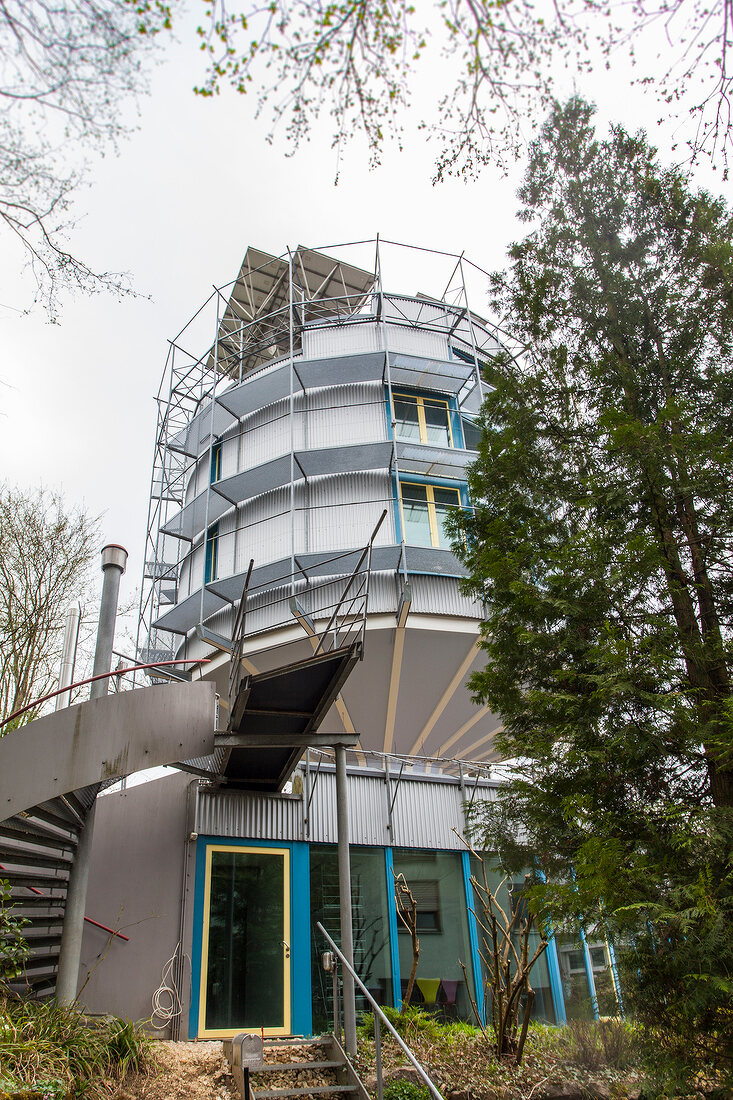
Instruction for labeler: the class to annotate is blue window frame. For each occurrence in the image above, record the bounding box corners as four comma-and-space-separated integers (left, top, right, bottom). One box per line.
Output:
204, 523, 219, 584
394, 475, 469, 550
210, 439, 222, 483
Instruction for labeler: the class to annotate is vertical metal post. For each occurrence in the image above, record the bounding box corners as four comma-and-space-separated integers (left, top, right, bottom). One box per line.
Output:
605, 931, 625, 1017
376, 238, 407, 580
335, 743, 357, 1055
200, 293, 221, 626
578, 920, 600, 1021
55, 605, 81, 711
56, 544, 128, 1005
287, 248, 296, 595
374, 1011, 384, 1100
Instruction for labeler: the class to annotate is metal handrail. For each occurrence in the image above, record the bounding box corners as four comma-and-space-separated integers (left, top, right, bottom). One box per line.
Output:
313, 510, 386, 657
317, 922, 445, 1100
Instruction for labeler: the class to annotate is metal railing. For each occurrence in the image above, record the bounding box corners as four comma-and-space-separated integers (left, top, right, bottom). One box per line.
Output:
317, 922, 445, 1100
228, 511, 386, 714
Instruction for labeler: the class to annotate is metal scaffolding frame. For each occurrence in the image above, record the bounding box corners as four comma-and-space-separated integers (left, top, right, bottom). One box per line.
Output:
136, 239, 502, 678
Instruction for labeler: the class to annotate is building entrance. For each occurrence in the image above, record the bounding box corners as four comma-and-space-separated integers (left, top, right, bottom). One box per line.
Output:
198, 844, 291, 1037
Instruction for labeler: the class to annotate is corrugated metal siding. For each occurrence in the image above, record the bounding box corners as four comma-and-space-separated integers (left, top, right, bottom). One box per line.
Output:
234, 486, 306, 573
197, 788, 303, 840
306, 383, 385, 450
303, 323, 382, 359
385, 324, 449, 361
409, 575, 483, 619
240, 396, 301, 471
308, 472, 394, 553
390, 779, 465, 850
216, 508, 237, 578
195, 769, 495, 850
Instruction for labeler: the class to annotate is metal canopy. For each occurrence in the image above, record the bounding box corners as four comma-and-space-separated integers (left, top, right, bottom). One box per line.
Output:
152, 586, 228, 634
206, 545, 403, 607
151, 544, 461, 639
161, 441, 393, 544
168, 402, 236, 459
210, 246, 376, 379
389, 353, 476, 395
395, 440, 476, 480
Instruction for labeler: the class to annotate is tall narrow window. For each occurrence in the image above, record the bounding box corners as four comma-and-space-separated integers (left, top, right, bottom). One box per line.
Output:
205, 523, 219, 584
392, 393, 454, 448
210, 439, 222, 483
399, 482, 462, 549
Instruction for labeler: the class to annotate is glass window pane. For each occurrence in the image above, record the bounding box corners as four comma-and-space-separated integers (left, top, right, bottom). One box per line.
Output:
423, 400, 452, 447
393, 850, 476, 1022
401, 484, 432, 547
470, 857, 556, 1025
205, 849, 285, 1031
433, 489, 460, 550
393, 396, 421, 442
310, 847, 393, 1031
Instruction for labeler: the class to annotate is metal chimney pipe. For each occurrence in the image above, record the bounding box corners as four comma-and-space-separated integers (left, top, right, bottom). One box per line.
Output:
55, 605, 81, 712
56, 544, 127, 1005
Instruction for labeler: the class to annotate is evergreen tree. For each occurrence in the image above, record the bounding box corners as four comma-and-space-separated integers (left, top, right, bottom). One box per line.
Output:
455, 99, 733, 1082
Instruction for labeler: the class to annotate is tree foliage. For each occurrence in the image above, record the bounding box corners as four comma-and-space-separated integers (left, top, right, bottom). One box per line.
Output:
0, 0, 169, 316
0, 485, 99, 730
454, 99, 733, 1082
194, 0, 733, 176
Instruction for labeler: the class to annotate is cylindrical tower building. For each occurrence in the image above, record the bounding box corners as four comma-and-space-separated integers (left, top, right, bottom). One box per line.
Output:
139, 241, 504, 771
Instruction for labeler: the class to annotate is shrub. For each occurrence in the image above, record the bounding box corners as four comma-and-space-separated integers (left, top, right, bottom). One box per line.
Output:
0, 880, 29, 987
564, 1018, 637, 1072
0, 997, 152, 1095
382, 1081, 430, 1100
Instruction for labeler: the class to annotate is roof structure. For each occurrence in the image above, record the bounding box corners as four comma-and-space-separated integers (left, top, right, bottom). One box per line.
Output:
210, 245, 376, 378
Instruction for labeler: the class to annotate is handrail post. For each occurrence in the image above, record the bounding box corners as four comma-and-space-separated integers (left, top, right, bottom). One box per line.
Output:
335, 743, 357, 1055
374, 1010, 383, 1100
317, 922, 445, 1100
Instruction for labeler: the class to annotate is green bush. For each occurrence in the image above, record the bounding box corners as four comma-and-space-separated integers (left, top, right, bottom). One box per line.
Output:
0, 997, 152, 1096
0, 881, 29, 987
382, 1081, 430, 1100
359, 1005, 477, 1044
562, 1018, 638, 1072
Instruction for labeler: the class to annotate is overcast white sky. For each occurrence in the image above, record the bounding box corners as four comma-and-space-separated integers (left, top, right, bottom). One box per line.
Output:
0, 5, 725, 645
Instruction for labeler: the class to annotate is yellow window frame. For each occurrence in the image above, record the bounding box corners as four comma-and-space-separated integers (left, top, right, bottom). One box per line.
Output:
392, 392, 454, 448
198, 844, 292, 1039
399, 481, 462, 548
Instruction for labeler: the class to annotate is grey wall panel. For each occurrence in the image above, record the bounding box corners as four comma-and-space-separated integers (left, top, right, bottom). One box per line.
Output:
306, 383, 386, 450
79, 772, 192, 1032
385, 324, 449, 361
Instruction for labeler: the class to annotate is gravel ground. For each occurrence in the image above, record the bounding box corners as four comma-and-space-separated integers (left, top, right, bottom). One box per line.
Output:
110, 1041, 238, 1100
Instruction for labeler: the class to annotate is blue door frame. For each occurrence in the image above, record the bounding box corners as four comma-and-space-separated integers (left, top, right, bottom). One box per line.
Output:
189, 837, 311, 1039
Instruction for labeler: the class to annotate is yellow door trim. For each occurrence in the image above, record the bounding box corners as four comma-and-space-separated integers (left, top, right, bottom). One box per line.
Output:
198, 844, 291, 1039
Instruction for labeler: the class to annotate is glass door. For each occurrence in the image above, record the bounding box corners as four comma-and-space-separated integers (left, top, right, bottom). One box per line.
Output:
199, 845, 291, 1037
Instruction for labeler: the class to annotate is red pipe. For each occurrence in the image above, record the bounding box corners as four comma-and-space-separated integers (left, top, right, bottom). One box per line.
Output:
0, 863, 130, 941
81, 917, 129, 941
0, 658, 211, 729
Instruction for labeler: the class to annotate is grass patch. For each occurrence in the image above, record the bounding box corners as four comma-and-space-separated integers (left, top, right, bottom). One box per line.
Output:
0, 996, 152, 1098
